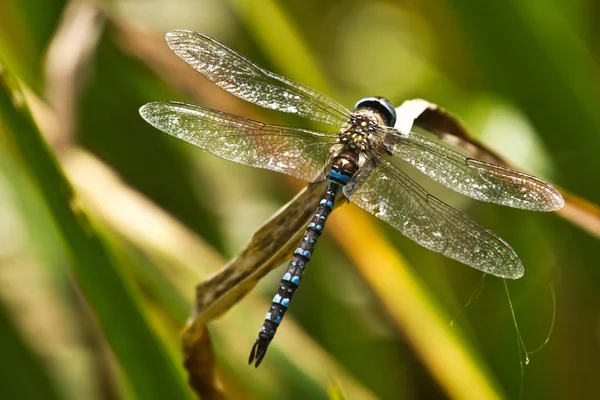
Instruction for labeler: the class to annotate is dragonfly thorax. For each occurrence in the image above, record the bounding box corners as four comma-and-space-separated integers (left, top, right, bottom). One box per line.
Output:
338, 97, 396, 152
331, 150, 359, 179
337, 112, 381, 152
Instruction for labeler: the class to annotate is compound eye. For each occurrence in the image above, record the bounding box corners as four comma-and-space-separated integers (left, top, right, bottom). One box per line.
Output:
353, 97, 397, 127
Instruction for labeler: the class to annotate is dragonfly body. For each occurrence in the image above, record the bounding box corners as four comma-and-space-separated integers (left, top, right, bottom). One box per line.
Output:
249, 99, 396, 366
139, 30, 564, 367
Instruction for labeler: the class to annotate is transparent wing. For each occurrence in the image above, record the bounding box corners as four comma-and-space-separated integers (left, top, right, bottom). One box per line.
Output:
383, 129, 564, 211
343, 155, 523, 278
140, 101, 337, 182
165, 30, 350, 127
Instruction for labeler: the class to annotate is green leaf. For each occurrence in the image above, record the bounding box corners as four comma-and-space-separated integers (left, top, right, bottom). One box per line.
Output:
445, 0, 600, 200
0, 301, 61, 400
0, 0, 66, 93
0, 74, 193, 400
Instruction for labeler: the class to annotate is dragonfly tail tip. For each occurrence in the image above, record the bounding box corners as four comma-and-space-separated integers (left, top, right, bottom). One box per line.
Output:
248, 337, 270, 368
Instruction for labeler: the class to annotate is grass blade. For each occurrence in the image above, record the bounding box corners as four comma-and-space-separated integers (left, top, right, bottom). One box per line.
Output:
0, 74, 193, 400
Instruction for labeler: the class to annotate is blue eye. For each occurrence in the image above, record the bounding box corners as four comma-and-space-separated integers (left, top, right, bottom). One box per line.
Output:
353, 97, 397, 127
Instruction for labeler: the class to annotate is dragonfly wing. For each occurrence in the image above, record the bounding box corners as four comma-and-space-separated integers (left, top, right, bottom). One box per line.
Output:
140, 101, 336, 182
165, 30, 350, 127
343, 156, 524, 279
385, 129, 564, 211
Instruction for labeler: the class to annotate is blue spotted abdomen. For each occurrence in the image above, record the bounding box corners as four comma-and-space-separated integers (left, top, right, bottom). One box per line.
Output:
248, 153, 357, 367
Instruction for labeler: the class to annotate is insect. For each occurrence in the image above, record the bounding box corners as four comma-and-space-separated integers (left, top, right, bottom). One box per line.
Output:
139, 30, 564, 367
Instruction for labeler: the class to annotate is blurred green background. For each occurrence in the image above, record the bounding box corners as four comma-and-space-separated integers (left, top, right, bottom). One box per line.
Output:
1, 0, 599, 399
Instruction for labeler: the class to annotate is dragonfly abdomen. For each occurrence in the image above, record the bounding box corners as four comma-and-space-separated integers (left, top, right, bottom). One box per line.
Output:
248, 152, 358, 367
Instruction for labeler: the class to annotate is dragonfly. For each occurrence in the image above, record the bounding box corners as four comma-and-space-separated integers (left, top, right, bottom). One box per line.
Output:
139, 30, 564, 367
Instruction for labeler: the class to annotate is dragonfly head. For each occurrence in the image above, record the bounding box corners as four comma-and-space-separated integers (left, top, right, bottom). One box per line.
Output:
354, 97, 397, 127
